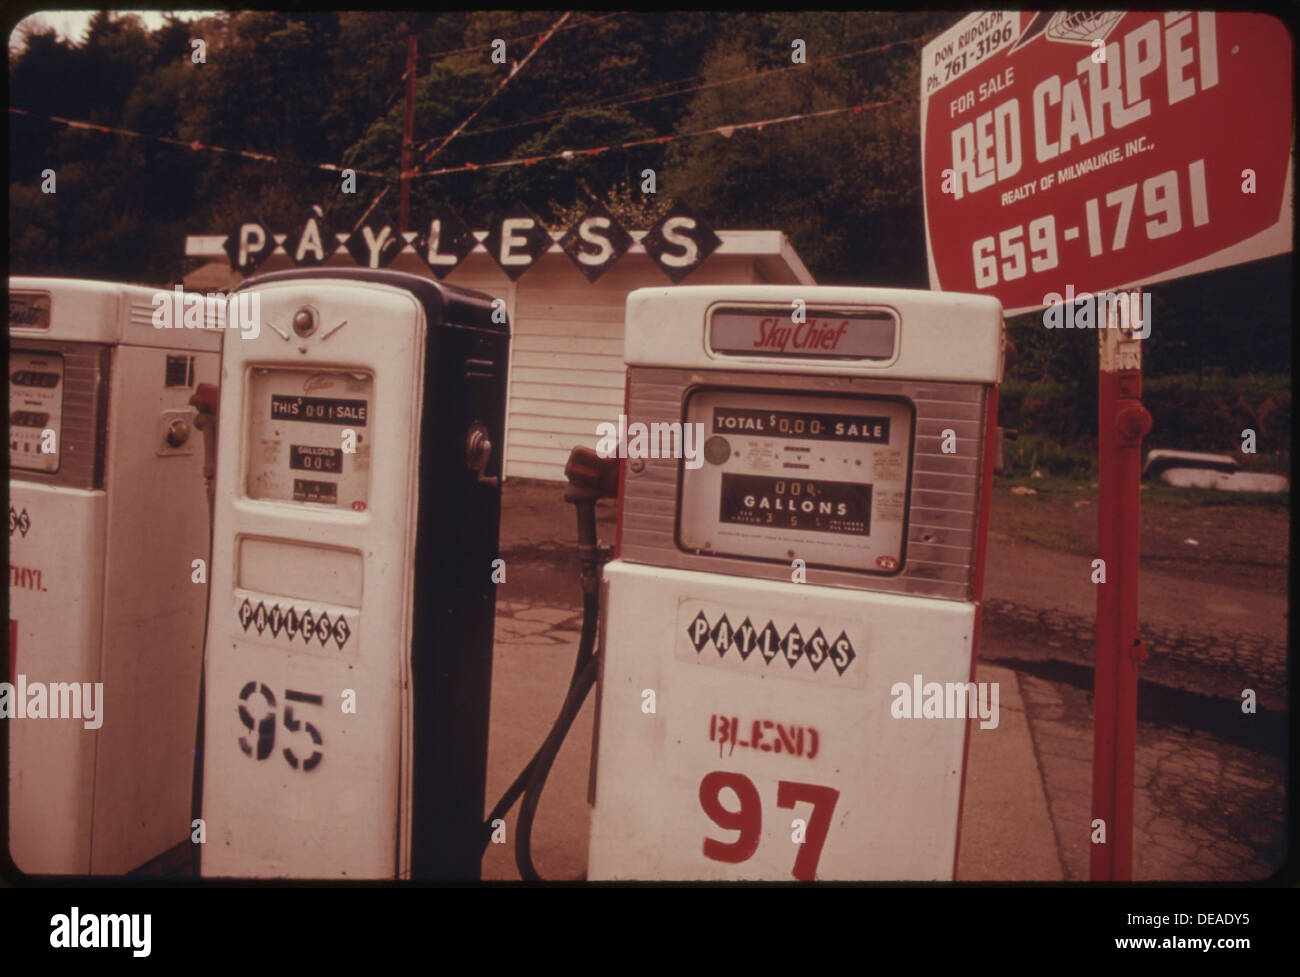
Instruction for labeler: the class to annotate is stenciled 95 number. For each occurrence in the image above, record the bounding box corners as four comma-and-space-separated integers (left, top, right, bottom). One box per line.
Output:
237, 681, 324, 771
971, 159, 1209, 288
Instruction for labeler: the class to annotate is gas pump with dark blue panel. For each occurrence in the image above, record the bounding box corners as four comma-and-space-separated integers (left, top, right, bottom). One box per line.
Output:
199, 268, 508, 880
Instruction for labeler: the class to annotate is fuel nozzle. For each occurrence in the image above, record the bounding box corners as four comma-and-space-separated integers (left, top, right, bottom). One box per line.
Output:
563, 444, 620, 502
563, 445, 618, 595
189, 382, 220, 515
189, 382, 219, 433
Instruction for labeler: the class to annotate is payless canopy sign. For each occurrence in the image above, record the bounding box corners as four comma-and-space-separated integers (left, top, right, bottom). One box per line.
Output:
920, 12, 1293, 315
221, 199, 721, 285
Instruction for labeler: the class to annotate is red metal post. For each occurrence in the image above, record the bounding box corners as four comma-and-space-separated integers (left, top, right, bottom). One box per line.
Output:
1090, 290, 1151, 880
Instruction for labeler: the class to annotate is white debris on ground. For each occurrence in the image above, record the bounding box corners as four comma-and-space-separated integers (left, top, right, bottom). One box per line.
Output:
1143, 448, 1288, 494
1160, 468, 1289, 493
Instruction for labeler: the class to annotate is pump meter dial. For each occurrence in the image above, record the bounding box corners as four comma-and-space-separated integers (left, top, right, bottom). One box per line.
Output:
678, 388, 914, 574
9, 350, 64, 472
246, 367, 373, 508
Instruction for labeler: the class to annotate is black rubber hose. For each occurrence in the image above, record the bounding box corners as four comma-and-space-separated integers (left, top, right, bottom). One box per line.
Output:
514, 652, 600, 881
479, 587, 599, 854
189, 408, 218, 877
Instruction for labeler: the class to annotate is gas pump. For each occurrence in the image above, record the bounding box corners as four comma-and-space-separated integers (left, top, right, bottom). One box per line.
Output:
7, 277, 221, 875
198, 268, 508, 879
586, 285, 1004, 880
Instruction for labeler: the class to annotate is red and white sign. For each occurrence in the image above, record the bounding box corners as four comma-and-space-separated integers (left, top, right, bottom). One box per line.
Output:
921, 12, 1293, 314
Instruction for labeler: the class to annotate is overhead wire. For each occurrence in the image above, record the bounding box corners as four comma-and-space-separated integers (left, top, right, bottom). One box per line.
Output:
9, 29, 923, 186
422, 32, 933, 146
419, 10, 573, 166
408, 99, 902, 179
416, 10, 628, 65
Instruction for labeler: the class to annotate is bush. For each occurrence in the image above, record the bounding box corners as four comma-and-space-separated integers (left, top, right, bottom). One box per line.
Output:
999, 373, 1290, 460
999, 431, 1095, 479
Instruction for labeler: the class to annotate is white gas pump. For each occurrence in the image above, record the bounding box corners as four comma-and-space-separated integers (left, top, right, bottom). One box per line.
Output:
198, 268, 508, 880
7, 277, 221, 875
587, 285, 1004, 881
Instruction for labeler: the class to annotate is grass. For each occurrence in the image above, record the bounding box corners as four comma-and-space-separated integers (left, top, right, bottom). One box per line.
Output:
991, 467, 1289, 554
1139, 481, 1290, 511
990, 477, 1094, 553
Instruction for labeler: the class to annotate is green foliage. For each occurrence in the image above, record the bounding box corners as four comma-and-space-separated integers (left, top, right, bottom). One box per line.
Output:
1007, 256, 1291, 381
1000, 372, 1291, 463
662, 11, 953, 285
4, 8, 1293, 400
549, 177, 675, 231
1000, 432, 1096, 479
9, 10, 954, 283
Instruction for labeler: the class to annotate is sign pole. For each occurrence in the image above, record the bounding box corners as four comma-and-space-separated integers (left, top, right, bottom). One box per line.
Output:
1090, 289, 1151, 880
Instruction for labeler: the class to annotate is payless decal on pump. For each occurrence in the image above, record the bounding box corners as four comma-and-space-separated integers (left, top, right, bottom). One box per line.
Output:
246, 368, 373, 510
675, 596, 868, 690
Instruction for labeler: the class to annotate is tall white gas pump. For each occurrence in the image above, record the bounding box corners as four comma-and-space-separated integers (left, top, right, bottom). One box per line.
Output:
198, 268, 508, 880
587, 286, 1004, 881
7, 277, 221, 875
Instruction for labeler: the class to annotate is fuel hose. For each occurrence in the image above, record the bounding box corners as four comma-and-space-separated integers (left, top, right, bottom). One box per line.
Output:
480, 446, 616, 881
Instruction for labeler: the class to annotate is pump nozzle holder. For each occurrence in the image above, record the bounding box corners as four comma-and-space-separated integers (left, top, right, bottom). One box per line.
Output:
564, 445, 620, 500
189, 382, 219, 427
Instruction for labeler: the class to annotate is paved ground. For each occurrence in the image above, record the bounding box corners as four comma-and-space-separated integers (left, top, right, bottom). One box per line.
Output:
483, 479, 1289, 882
1013, 672, 1286, 882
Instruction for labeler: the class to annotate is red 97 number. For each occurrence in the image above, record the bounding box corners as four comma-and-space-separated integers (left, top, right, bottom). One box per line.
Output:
699, 771, 840, 881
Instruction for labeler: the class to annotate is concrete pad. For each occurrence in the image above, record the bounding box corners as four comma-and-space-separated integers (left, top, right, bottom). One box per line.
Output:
956, 663, 1063, 881
512, 607, 578, 625
482, 617, 593, 881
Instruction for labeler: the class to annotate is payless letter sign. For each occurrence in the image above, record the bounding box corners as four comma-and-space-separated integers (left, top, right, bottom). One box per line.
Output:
920, 12, 1292, 315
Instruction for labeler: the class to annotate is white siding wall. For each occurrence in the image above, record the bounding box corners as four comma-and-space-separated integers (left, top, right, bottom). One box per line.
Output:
501, 258, 758, 482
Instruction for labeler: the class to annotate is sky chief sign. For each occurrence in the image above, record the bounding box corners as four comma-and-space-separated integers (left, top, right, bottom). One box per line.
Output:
921, 12, 1293, 315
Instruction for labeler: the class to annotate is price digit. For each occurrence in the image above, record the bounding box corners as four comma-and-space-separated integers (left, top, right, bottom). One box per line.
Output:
699, 771, 762, 863
699, 773, 841, 880
237, 683, 325, 770
777, 781, 840, 881
281, 690, 325, 772
238, 681, 276, 760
